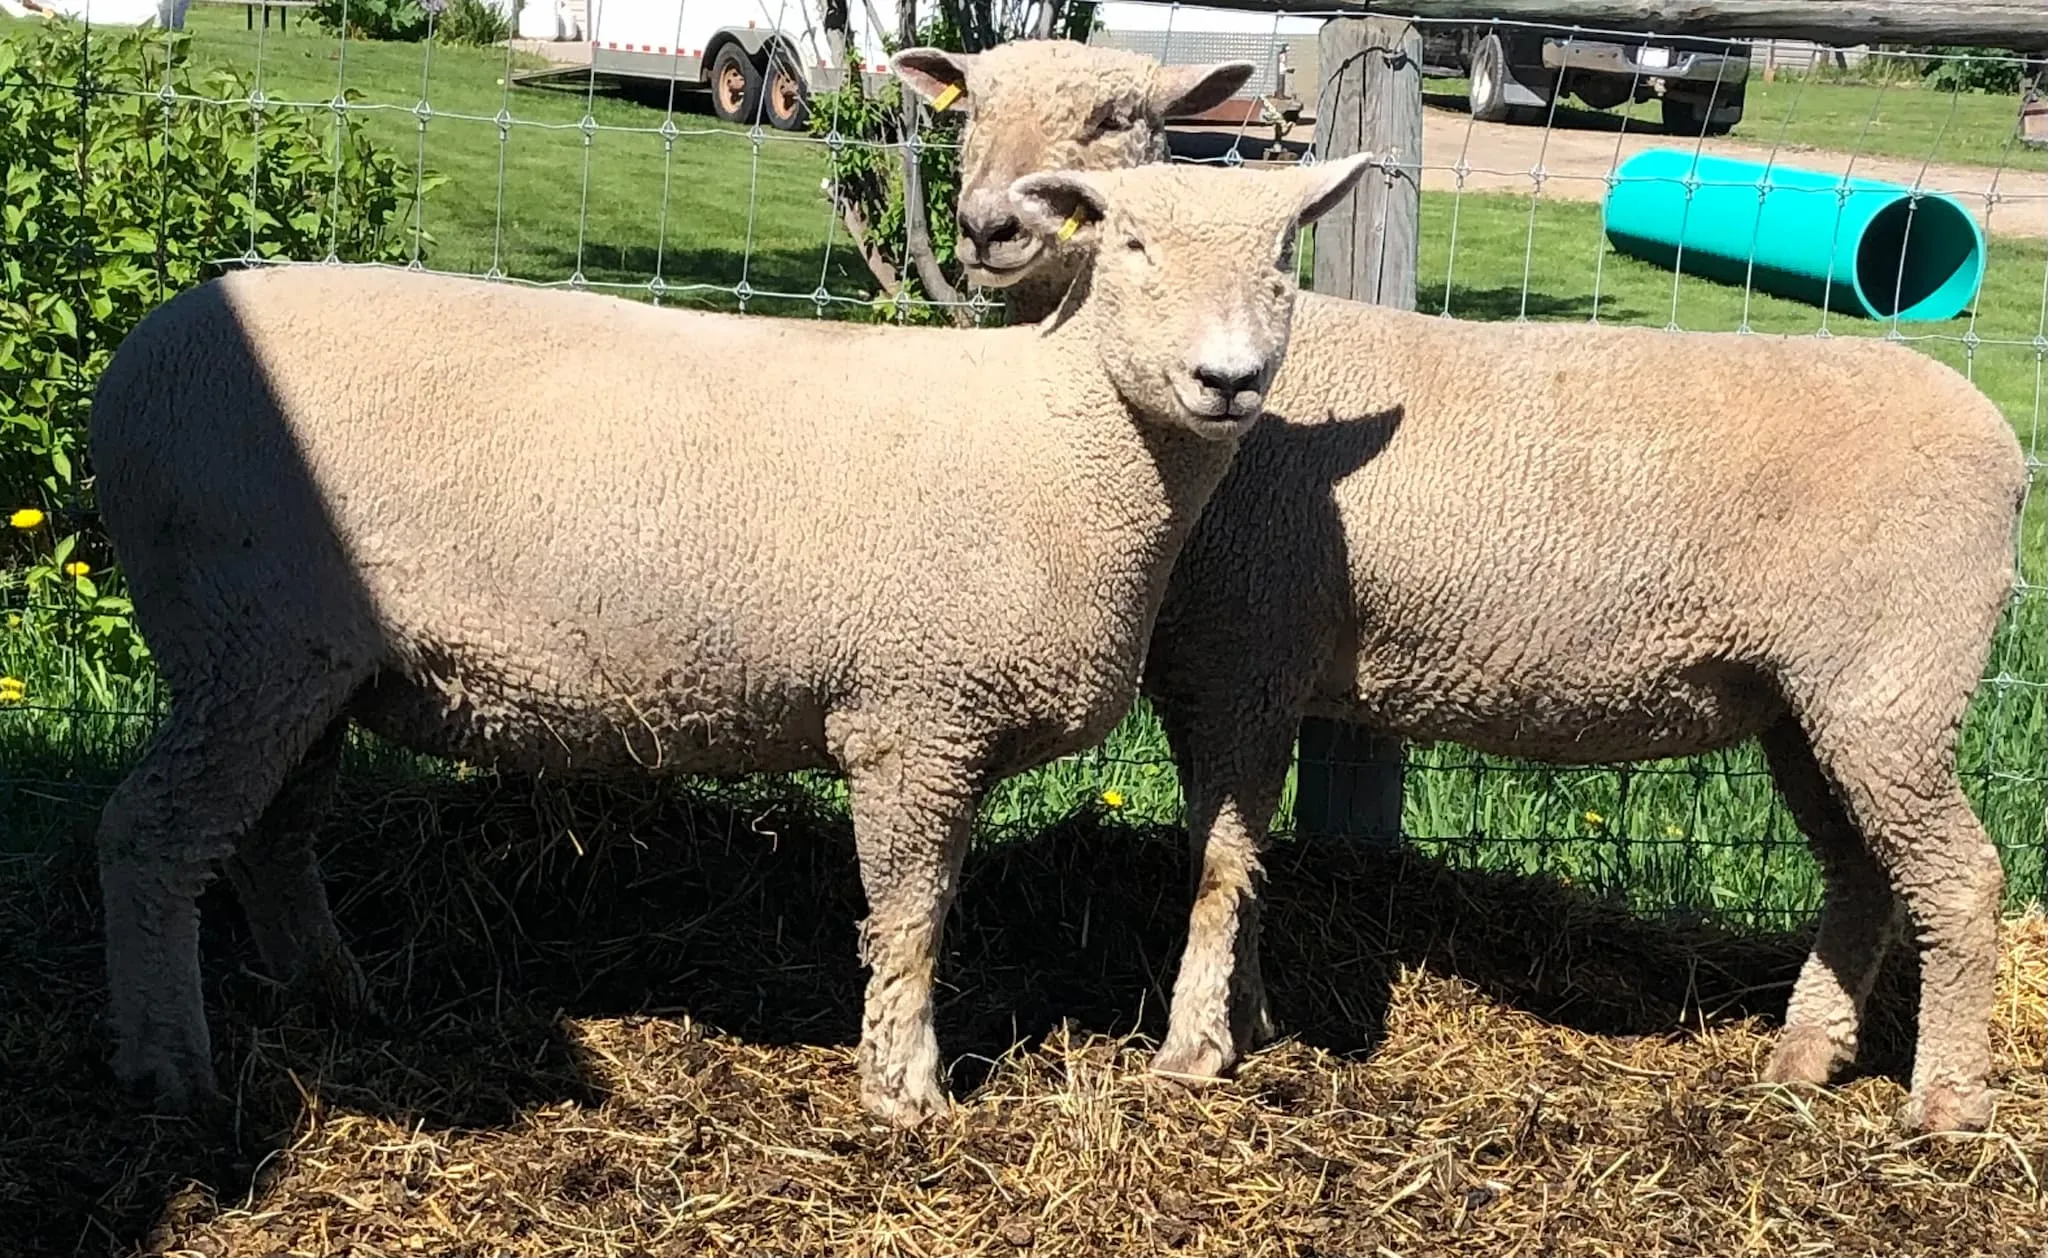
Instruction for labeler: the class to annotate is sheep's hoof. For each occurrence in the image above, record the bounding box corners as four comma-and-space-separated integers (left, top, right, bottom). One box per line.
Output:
304, 948, 379, 1024
1898, 1083, 1994, 1134
1762, 1025, 1846, 1087
113, 1038, 223, 1118
859, 1076, 953, 1129
1242, 991, 1278, 1049
1150, 1035, 1234, 1084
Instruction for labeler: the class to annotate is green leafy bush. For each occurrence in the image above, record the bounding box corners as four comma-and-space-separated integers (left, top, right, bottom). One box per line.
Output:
0, 19, 433, 679
807, 73, 963, 324
312, 0, 509, 46
434, 0, 512, 48
312, 0, 430, 43
1918, 45, 2027, 96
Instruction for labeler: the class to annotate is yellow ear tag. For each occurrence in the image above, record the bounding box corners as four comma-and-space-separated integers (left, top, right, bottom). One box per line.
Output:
930, 83, 963, 112
1056, 209, 1085, 242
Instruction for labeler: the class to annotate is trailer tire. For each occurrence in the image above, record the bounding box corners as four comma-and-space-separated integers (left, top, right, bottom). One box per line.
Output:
710, 43, 763, 125
1468, 32, 1511, 123
763, 54, 809, 132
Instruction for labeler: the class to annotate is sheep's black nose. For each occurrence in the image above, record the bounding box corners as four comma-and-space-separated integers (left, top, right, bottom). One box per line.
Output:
958, 209, 1024, 251
1193, 363, 1261, 397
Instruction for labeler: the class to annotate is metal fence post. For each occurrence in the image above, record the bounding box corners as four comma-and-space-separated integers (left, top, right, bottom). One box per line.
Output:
1296, 15, 1422, 843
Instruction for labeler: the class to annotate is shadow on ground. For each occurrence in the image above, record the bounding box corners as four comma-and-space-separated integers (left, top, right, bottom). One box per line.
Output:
1432, 285, 1650, 322
1421, 91, 1696, 135
0, 774, 1901, 1257
520, 242, 879, 316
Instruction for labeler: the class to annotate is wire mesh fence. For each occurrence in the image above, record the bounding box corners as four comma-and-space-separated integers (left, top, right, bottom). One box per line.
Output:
0, 4, 2041, 931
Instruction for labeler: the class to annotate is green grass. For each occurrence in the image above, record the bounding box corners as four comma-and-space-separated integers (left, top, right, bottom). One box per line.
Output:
0, 15, 2041, 925
141, 7, 874, 308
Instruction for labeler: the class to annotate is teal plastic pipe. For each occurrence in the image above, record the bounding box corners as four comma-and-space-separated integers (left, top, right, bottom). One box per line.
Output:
1602, 149, 1986, 322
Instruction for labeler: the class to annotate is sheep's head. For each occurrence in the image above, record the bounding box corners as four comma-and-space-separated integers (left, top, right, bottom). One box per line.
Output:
892, 41, 1252, 290
1011, 154, 1371, 438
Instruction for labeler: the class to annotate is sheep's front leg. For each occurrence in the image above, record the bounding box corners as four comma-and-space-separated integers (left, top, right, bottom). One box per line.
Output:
844, 750, 976, 1127
1152, 705, 1294, 1080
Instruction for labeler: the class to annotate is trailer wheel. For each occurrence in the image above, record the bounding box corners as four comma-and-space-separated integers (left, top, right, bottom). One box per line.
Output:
1468, 32, 1511, 122
763, 55, 809, 132
710, 43, 763, 125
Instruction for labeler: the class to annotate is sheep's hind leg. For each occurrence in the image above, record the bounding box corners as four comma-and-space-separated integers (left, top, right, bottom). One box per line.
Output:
845, 749, 977, 1127
1151, 704, 1294, 1081
1758, 718, 1901, 1087
1804, 714, 2002, 1133
98, 673, 360, 1111
221, 718, 371, 1018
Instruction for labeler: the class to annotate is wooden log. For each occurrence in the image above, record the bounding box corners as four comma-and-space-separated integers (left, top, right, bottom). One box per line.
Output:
1294, 14, 1422, 845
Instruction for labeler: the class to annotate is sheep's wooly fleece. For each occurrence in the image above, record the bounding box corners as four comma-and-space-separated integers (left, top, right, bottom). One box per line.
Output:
0, 786, 2040, 1256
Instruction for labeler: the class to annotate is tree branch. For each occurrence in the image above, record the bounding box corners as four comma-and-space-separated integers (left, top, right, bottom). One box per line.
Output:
898, 0, 970, 323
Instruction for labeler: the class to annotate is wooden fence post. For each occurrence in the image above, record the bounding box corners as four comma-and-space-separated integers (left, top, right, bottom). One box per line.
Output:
1294, 15, 1421, 843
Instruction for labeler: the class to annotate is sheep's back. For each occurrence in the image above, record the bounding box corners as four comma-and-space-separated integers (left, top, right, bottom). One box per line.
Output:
92, 266, 1135, 775
1152, 295, 2025, 759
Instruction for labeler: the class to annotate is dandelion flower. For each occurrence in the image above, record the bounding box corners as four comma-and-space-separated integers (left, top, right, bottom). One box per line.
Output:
0, 677, 25, 703
1100, 789, 1126, 810
63, 561, 89, 578
1583, 810, 1604, 827
9, 508, 44, 530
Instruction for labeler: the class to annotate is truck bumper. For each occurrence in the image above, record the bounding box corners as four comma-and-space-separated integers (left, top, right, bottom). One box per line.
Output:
1541, 39, 1749, 85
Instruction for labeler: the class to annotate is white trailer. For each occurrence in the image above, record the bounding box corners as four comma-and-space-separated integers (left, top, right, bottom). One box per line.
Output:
516, 0, 906, 131
517, 1, 1322, 132
1085, 2, 1324, 124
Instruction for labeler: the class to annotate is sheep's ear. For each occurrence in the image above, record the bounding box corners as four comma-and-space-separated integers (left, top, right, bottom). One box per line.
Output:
893, 48, 975, 115
1293, 151, 1376, 226
1011, 171, 1109, 248
1149, 60, 1255, 120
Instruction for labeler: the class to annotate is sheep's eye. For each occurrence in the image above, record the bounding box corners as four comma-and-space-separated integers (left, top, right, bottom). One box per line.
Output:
1092, 108, 1133, 137
1125, 236, 1147, 254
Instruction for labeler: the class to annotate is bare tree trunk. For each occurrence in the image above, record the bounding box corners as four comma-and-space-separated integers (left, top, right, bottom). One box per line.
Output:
823, 0, 849, 73
898, 0, 971, 322
842, 201, 901, 294
1032, 0, 1055, 39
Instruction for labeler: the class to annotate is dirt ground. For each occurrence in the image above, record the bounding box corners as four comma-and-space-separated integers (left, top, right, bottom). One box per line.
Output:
1175, 106, 2048, 241
1, 782, 2042, 1257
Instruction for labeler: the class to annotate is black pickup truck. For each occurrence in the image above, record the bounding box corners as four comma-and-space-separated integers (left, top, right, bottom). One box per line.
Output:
1419, 23, 1750, 134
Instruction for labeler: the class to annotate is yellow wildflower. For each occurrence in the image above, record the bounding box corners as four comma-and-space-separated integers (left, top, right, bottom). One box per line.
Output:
1583, 810, 1605, 827
0, 677, 25, 703
1665, 824, 1685, 839
1100, 789, 1126, 810
63, 561, 89, 578
9, 508, 44, 529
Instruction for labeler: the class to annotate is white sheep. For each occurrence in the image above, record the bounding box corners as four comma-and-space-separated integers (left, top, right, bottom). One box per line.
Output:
896, 40, 2030, 1133
87, 154, 1376, 1127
